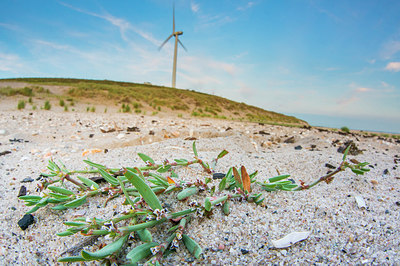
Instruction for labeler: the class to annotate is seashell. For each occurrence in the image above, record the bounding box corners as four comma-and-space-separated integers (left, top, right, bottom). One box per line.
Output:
271, 231, 310, 248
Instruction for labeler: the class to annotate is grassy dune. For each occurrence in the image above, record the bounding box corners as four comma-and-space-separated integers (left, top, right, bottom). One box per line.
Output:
1, 77, 308, 126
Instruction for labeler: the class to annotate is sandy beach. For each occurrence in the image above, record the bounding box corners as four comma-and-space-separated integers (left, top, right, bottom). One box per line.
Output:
0, 109, 399, 265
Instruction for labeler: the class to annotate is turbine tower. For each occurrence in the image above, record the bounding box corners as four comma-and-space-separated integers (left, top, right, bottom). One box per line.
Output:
159, 4, 187, 88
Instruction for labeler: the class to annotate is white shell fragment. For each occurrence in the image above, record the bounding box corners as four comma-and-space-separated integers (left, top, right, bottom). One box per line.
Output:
354, 195, 367, 209
271, 231, 311, 248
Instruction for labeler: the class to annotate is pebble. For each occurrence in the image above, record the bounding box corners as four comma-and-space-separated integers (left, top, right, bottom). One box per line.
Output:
18, 214, 34, 230
213, 173, 225, 179
0, 129, 8, 135
21, 177, 34, 183
241, 248, 249, 254
18, 185, 27, 197
294, 145, 302, 150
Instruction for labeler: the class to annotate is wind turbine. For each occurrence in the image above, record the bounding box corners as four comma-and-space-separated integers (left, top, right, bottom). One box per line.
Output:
159, 4, 187, 88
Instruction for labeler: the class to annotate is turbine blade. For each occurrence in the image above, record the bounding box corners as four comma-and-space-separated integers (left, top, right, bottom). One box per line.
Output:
178, 39, 187, 52
173, 3, 175, 33
158, 34, 173, 50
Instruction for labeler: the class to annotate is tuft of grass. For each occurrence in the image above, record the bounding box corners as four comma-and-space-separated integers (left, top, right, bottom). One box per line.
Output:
64, 105, 68, 112
43, 100, 51, 110
59, 99, 65, 107
341, 126, 350, 133
28, 97, 33, 104
17, 100, 26, 110
90, 106, 96, 112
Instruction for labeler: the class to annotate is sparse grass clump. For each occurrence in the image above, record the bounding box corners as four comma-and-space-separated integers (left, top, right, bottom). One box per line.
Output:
0, 86, 34, 97
341, 126, 350, 133
43, 101, 51, 110
17, 100, 26, 110
59, 99, 65, 107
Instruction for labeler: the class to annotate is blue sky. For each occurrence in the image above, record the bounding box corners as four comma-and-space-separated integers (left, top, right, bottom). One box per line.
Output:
1, 1, 400, 133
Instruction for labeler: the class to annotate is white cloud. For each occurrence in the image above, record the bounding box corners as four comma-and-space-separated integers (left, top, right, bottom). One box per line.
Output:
381, 41, 400, 60
385, 62, 400, 72
237, 1, 256, 11
355, 87, 373, 93
191, 1, 200, 13
0, 53, 24, 72
60, 2, 160, 46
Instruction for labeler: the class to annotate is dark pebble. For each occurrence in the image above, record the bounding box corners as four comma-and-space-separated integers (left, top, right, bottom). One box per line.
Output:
294, 145, 302, 150
284, 136, 295, 143
258, 130, 270, 135
10, 206, 16, 211
18, 185, 27, 197
149, 130, 155, 135
395, 201, 400, 206
385, 210, 390, 214
185, 257, 195, 263
0, 150, 11, 156
89, 133, 94, 138
383, 169, 389, 175
325, 163, 336, 169
18, 214, 34, 230
241, 248, 249, 255
213, 173, 225, 179
21, 177, 34, 183
127, 126, 140, 132
225, 127, 232, 131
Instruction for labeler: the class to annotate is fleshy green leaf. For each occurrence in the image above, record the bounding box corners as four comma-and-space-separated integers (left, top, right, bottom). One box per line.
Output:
124, 168, 162, 210
48, 186, 75, 195
81, 235, 129, 261
57, 255, 86, 262
19, 195, 42, 201
98, 168, 119, 186
126, 242, 159, 264
218, 176, 227, 191
182, 234, 202, 259
63, 195, 87, 208
268, 174, 291, 183
77, 176, 100, 189
137, 228, 152, 242
177, 187, 199, 201
223, 200, 230, 215
138, 153, 155, 165
204, 198, 211, 211
192, 141, 198, 157
157, 165, 171, 173
83, 160, 107, 170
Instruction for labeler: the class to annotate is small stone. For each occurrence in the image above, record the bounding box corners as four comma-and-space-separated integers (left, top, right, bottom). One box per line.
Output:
0, 150, 11, 156
284, 136, 295, 143
294, 145, 302, 150
21, 177, 34, 183
0, 129, 8, 136
149, 130, 155, 135
117, 133, 125, 139
127, 126, 140, 132
385, 210, 390, 214
18, 214, 34, 230
383, 169, 389, 175
395, 201, 400, 206
18, 186, 27, 197
218, 244, 225, 250
89, 134, 94, 138
325, 163, 336, 169
240, 248, 249, 255
213, 173, 225, 179
370, 180, 378, 185
185, 257, 195, 263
